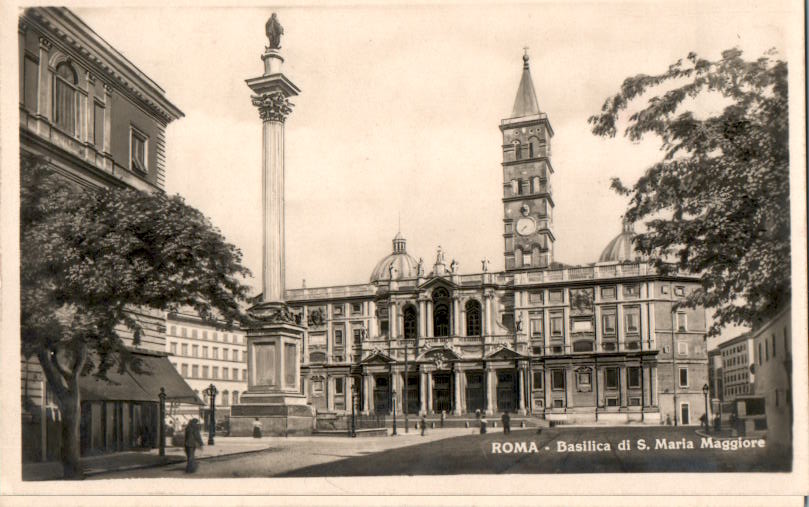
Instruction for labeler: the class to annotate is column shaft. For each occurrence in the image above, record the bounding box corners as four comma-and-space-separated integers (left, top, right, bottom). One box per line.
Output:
453, 368, 462, 415
262, 119, 285, 303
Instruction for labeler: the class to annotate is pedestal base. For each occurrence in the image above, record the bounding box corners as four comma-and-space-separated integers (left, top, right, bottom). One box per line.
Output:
229, 394, 314, 436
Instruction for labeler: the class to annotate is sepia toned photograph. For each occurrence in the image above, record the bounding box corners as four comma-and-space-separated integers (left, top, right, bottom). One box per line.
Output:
2, 0, 806, 501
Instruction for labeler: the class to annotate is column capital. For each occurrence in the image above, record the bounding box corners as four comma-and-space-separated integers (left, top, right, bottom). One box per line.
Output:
38, 37, 52, 51
252, 90, 293, 122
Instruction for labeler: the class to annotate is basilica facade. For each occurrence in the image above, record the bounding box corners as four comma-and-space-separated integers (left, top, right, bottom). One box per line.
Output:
287, 53, 709, 426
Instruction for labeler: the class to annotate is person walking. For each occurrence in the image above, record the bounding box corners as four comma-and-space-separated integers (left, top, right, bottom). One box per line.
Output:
502, 411, 511, 434
420, 415, 427, 436
252, 417, 263, 438
479, 415, 488, 434
184, 418, 204, 473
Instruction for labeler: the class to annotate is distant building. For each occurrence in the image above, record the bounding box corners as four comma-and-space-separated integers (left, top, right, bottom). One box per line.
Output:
19, 7, 192, 461
718, 333, 755, 403
166, 311, 248, 427
707, 348, 723, 414
284, 53, 710, 427
751, 304, 792, 455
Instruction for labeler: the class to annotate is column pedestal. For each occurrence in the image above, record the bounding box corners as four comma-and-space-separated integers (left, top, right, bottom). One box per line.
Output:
230, 302, 314, 436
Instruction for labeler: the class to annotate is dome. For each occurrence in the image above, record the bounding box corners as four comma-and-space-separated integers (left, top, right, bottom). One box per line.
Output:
598, 220, 645, 263
370, 233, 419, 283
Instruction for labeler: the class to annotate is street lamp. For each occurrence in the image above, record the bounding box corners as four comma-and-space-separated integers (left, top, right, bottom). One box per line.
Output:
392, 388, 398, 436
702, 383, 710, 432
351, 382, 358, 438
158, 387, 167, 456
204, 383, 218, 445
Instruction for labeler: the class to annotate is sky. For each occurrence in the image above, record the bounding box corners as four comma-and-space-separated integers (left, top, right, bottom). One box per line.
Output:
74, 1, 793, 343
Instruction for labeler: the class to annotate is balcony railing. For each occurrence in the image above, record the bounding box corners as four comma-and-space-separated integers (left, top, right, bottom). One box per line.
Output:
286, 283, 375, 301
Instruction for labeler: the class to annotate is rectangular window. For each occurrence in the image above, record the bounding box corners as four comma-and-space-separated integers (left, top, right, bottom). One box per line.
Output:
576, 370, 592, 392
550, 315, 563, 337
213, 332, 218, 341
660, 285, 669, 295
765, 338, 769, 361
624, 307, 640, 334
181, 327, 187, 337
772, 333, 776, 358
192, 345, 199, 357
181, 364, 188, 377
170, 325, 177, 336
93, 102, 105, 148
181, 344, 188, 356
623, 284, 640, 297
601, 286, 616, 299
192, 365, 199, 378
629, 397, 641, 406
335, 378, 345, 395
528, 291, 543, 304
602, 312, 617, 335
333, 304, 344, 317
334, 329, 344, 346
242, 369, 247, 381
353, 329, 363, 343
203, 330, 208, 340
223, 367, 228, 380
351, 303, 363, 315
530, 317, 543, 337
130, 126, 148, 173
606, 397, 619, 407
191, 329, 198, 339
628, 367, 641, 388
213, 347, 219, 359
222, 348, 228, 361
522, 253, 532, 266
212, 367, 219, 379
553, 399, 564, 409
674, 286, 685, 296
549, 289, 564, 304
202, 366, 209, 378
676, 313, 687, 331
677, 342, 688, 355
551, 370, 565, 390
170, 342, 177, 355
532, 371, 543, 390
679, 367, 689, 388
202, 346, 208, 359
605, 368, 619, 390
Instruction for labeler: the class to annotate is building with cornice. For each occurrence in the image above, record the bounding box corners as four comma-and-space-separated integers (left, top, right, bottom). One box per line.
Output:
19, 7, 196, 461
289, 53, 709, 427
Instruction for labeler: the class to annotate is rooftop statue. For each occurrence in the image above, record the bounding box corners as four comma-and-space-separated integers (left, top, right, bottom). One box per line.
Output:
265, 13, 284, 49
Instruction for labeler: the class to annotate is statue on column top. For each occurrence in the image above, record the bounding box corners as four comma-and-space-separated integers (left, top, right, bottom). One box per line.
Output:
265, 13, 284, 49
450, 259, 458, 273
417, 257, 424, 277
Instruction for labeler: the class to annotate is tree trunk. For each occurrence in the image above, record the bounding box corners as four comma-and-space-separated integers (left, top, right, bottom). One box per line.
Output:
60, 390, 83, 479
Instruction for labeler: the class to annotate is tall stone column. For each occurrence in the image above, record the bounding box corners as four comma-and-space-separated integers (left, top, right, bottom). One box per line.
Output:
453, 367, 462, 415
517, 364, 526, 415
231, 14, 313, 437
486, 367, 496, 415
419, 368, 428, 415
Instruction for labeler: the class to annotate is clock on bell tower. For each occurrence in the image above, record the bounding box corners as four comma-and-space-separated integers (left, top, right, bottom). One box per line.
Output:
500, 49, 555, 271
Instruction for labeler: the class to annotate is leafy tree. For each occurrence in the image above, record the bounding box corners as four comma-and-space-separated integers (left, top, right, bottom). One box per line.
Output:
588, 48, 789, 336
21, 155, 253, 478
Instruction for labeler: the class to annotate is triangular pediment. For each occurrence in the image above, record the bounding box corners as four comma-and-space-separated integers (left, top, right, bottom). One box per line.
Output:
485, 346, 525, 360
360, 350, 395, 364
418, 276, 457, 290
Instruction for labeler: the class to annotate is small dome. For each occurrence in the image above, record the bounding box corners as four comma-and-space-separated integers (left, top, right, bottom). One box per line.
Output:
599, 220, 644, 262
370, 233, 419, 283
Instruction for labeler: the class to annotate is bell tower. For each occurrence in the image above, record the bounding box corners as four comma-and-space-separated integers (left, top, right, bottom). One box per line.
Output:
500, 49, 555, 271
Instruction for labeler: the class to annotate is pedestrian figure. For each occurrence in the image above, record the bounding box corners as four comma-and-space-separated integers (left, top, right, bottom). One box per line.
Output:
184, 418, 204, 473
420, 415, 427, 436
479, 415, 487, 434
502, 411, 511, 434
252, 417, 263, 438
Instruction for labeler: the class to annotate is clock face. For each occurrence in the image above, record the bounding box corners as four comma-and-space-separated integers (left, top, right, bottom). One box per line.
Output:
516, 217, 536, 236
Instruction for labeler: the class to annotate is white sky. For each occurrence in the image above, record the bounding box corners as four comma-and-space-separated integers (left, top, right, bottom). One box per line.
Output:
74, 1, 792, 343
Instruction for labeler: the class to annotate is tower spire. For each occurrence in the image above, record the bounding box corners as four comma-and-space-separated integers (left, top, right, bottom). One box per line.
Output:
511, 48, 541, 118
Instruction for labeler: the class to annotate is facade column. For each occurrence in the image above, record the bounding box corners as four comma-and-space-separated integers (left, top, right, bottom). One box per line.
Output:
368, 300, 376, 340
326, 374, 334, 411
426, 301, 434, 338
452, 297, 460, 336
363, 374, 372, 415
517, 364, 526, 415
419, 367, 428, 415
418, 299, 427, 339
426, 371, 434, 414
485, 366, 496, 415
453, 367, 462, 415
390, 303, 398, 339
346, 376, 354, 414
620, 367, 627, 408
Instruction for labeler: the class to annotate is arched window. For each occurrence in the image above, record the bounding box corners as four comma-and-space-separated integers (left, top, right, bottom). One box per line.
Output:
432, 288, 450, 337
54, 62, 78, 135
232, 391, 239, 405
465, 300, 482, 336
221, 390, 229, 406
403, 305, 418, 339
514, 141, 522, 160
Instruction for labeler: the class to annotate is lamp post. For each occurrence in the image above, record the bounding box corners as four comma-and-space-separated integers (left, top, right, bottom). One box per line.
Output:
351, 383, 357, 437
158, 387, 167, 456
392, 388, 398, 436
403, 339, 409, 434
204, 383, 218, 445
702, 383, 710, 432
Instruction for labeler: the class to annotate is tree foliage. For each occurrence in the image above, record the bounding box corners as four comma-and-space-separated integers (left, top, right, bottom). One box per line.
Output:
21, 154, 253, 476
588, 48, 789, 335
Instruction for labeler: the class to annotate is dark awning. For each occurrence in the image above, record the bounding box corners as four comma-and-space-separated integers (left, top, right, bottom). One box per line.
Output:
79, 351, 202, 405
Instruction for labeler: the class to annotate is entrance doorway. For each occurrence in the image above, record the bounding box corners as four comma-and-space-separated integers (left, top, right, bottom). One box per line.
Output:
680, 402, 690, 425
405, 374, 420, 414
497, 371, 518, 412
466, 372, 484, 414
432, 373, 452, 413
374, 376, 390, 413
